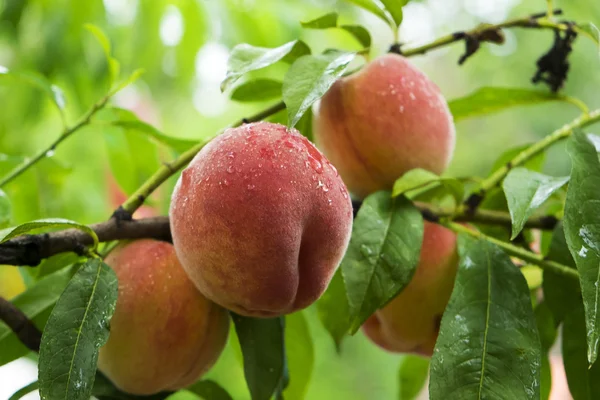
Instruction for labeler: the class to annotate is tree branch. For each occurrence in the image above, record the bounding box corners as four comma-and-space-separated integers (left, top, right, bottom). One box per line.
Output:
0, 296, 41, 352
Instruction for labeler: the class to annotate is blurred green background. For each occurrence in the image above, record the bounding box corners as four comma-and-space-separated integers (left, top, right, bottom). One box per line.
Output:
0, 0, 599, 399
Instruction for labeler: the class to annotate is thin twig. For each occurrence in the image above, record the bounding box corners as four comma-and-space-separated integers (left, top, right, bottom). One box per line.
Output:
0, 297, 41, 352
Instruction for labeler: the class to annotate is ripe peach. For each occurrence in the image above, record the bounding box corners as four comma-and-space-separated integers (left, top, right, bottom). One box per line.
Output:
98, 240, 229, 395
169, 122, 353, 317
362, 222, 458, 356
313, 53, 456, 199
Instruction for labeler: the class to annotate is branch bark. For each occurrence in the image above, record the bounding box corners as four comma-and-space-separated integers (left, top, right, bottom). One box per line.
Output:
0, 297, 41, 352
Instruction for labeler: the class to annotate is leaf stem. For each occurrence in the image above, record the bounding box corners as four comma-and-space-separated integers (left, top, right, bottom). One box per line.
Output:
443, 221, 579, 280
0, 95, 110, 188
120, 101, 286, 213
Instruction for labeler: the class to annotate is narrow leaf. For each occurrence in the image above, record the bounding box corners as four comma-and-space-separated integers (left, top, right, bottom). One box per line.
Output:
535, 303, 557, 400
429, 236, 541, 400
342, 192, 423, 332
491, 144, 546, 173
222, 41, 306, 91
0, 189, 10, 228
0, 267, 76, 366
316, 270, 351, 349
398, 355, 429, 400
111, 120, 197, 153
232, 314, 287, 400
345, 0, 393, 27
0, 219, 98, 250
301, 13, 338, 29
503, 168, 569, 240
38, 259, 118, 400
231, 79, 283, 103
109, 68, 145, 95
380, 0, 406, 27
564, 130, 600, 365
340, 25, 372, 48
283, 51, 355, 128
285, 312, 314, 400
187, 380, 233, 400
84, 24, 119, 85
9, 381, 39, 400
392, 168, 464, 205
448, 87, 582, 121
579, 22, 600, 57
0, 70, 67, 116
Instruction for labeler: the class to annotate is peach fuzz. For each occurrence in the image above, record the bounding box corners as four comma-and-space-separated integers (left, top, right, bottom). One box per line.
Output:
313, 53, 456, 199
169, 122, 353, 317
98, 239, 229, 395
362, 222, 458, 356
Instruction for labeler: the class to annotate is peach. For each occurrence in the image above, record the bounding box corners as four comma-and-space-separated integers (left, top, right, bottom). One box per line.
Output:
313, 53, 456, 199
169, 122, 353, 317
98, 239, 229, 395
362, 222, 458, 356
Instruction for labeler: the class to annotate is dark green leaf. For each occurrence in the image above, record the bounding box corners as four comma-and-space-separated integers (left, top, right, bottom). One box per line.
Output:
398, 355, 429, 400
345, 0, 393, 27
92, 372, 172, 400
9, 381, 39, 400
283, 51, 355, 128
187, 380, 233, 400
231, 79, 283, 103
285, 312, 314, 400
448, 87, 582, 121
316, 270, 350, 350
222, 41, 306, 91
38, 259, 118, 400
534, 303, 557, 400
35, 253, 82, 280
342, 192, 423, 332
232, 314, 287, 400
340, 25, 372, 48
0, 219, 99, 250
542, 223, 579, 325
563, 305, 600, 399
392, 168, 464, 205
429, 236, 541, 400
564, 130, 600, 365
380, 0, 407, 28
0, 189, 10, 228
0, 266, 76, 366
301, 13, 338, 29
503, 168, 569, 240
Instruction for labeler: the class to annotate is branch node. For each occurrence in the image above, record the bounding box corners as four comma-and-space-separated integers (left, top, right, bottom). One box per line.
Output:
111, 206, 133, 225
388, 43, 403, 55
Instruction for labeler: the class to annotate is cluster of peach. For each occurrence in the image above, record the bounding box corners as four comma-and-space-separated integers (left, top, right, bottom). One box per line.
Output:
99, 54, 457, 395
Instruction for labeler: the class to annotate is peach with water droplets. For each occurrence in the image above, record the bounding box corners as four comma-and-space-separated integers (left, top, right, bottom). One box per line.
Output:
313, 53, 456, 199
169, 122, 353, 317
98, 240, 229, 395
362, 222, 458, 356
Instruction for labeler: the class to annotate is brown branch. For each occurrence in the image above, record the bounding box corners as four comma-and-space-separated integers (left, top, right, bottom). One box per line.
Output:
0, 297, 41, 352
0, 216, 171, 266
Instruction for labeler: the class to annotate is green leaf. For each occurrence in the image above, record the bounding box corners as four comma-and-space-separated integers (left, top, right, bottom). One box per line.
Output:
35, 253, 82, 280
562, 305, 600, 399
284, 312, 314, 400
109, 68, 145, 96
187, 380, 233, 400
398, 355, 429, 400
0, 70, 67, 116
534, 303, 557, 400
380, 0, 407, 28
491, 144, 546, 174
92, 372, 172, 400
9, 381, 39, 400
231, 79, 283, 103
232, 314, 287, 400
222, 41, 309, 91
0, 266, 76, 366
429, 235, 541, 400
564, 130, 600, 365
542, 223, 579, 325
283, 51, 355, 128
340, 25, 372, 48
579, 22, 600, 57
392, 168, 464, 205
0, 219, 98, 250
345, 0, 393, 27
85, 24, 120, 85
342, 192, 423, 333
281, 41, 312, 64
503, 168, 569, 240
38, 259, 118, 400
0, 189, 10, 228
448, 87, 583, 121
316, 270, 351, 350
301, 13, 338, 29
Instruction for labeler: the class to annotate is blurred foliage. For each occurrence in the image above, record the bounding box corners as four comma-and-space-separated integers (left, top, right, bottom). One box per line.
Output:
0, 0, 599, 399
